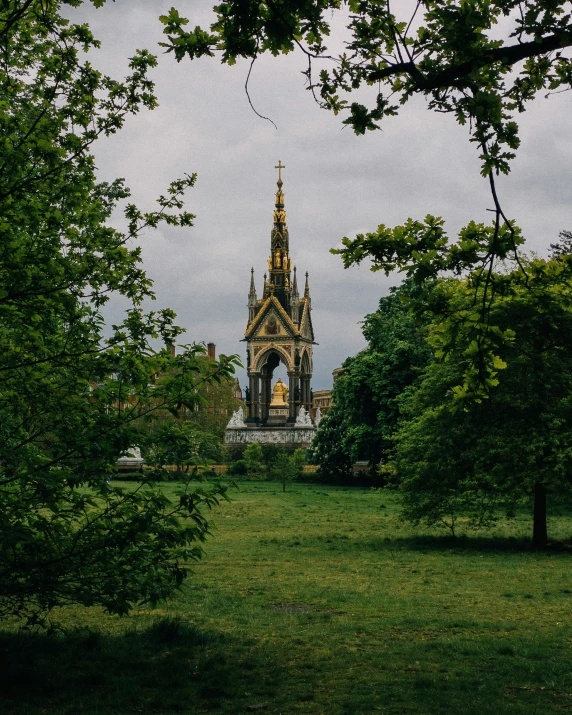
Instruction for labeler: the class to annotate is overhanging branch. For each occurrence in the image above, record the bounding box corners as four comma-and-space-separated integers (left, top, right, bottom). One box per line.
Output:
368, 29, 572, 89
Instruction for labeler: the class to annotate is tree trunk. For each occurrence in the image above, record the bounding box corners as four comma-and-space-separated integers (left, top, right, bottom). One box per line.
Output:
532, 482, 548, 548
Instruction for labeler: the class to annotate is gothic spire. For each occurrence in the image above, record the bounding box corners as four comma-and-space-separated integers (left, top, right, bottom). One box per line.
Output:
247, 267, 257, 322
291, 265, 300, 324
268, 161, 291, 311
270, 160, 289, 254
292, 266, 299, 299
248, 267, 257, 302
304, 271, 311, 310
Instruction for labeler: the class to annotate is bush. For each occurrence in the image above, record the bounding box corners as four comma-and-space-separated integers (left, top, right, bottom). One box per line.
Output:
226, 459, 248, 476
111, 472, 146, 482
243, 443, 264, 477
261, 444, 281, 467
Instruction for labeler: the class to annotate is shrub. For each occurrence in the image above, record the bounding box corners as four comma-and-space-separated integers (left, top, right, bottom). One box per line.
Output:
226, 459, 248, 476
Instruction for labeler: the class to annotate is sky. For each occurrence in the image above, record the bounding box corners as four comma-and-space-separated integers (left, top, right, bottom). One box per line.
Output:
69, 1, 572, 390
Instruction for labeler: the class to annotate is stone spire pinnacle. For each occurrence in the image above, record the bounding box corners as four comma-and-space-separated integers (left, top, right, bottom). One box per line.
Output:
304, 271, 311, 310
291, 265, 300, 324
248, 267, 257, 322
249, 267, 256, 299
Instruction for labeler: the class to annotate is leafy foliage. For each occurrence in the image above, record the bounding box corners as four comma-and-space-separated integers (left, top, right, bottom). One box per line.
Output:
308, 407, 354, 482
267, 449, 306, 491
309, 281, 432, 480
226, 458, 248, 476
182, 376, 244, 441
549, 229, 572, 259
0, 1, 239, 623
144, 422, 223, 477
243, 443, 264, 477
395, 256, 572, 545
164, 1, 572, 177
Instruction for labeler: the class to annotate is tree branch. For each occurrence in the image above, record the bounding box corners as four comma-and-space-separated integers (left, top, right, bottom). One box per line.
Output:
367, 30, 572, 89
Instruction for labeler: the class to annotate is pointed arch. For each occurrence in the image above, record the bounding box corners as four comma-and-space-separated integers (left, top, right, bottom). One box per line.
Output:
254, 345, 293, 373
300, 348, 311, 374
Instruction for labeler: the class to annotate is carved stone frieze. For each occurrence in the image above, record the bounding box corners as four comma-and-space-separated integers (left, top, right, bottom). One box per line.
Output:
224, 428, 315, 444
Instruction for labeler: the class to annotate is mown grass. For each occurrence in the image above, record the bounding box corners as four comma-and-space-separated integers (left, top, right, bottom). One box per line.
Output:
1, 481, 571, 714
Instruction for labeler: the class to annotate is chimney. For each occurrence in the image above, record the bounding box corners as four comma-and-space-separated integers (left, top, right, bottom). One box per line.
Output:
166, 341, 176, 357
207, 342, 216, 360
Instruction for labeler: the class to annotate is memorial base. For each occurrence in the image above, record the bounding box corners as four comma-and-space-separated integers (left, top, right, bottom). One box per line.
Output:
225, 425, 316, 453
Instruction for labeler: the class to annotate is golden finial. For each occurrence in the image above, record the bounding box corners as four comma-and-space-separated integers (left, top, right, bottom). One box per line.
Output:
273, 161, 286, 222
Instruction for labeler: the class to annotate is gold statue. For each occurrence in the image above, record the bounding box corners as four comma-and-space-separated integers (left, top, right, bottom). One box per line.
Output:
270, 378, 288, 406
273, 208, 286, 223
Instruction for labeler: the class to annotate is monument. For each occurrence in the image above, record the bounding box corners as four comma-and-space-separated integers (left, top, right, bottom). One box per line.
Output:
225, 162, 316, 450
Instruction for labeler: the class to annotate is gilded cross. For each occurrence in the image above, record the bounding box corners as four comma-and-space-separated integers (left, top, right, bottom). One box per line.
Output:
275, 160, 285, 182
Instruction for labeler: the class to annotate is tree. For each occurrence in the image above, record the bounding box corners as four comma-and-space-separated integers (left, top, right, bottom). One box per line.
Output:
268, 449, 305, 492
260, 444, 281, 469
243, 443, 264, 477
0, 1, 238, 623
308, 407, 354, 482
395, 257, 572, 546
550, 229, 572, 259
160, 2, 572, 543
309, 281, 432, 480
183, 376, 244, 442
162, 1, 572, 392
144, 422, 222, 478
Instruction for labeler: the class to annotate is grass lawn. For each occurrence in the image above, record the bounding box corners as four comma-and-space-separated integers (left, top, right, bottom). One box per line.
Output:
1, 480, 571, 714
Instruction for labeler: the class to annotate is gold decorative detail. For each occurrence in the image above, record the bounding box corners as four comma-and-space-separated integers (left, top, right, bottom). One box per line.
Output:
244, 294, 300, 339
270, 378, 288, 406
275, 160, 285, 184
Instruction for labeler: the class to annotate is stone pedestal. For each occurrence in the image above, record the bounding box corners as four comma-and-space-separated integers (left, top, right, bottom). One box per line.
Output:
267, 406, 289, 426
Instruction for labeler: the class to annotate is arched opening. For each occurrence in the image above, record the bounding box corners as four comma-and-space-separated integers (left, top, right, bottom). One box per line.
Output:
258, 349, 291, 424
300, 349, 313, 412
246, 345, 309, 425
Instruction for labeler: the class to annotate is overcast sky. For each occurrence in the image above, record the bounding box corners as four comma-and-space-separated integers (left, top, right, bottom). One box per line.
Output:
70, 1, 572, 390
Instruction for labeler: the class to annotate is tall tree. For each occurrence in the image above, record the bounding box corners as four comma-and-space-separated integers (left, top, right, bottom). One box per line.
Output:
395, 257, 572, 547
0, 1, 238, 623
310, 281, 432, 480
